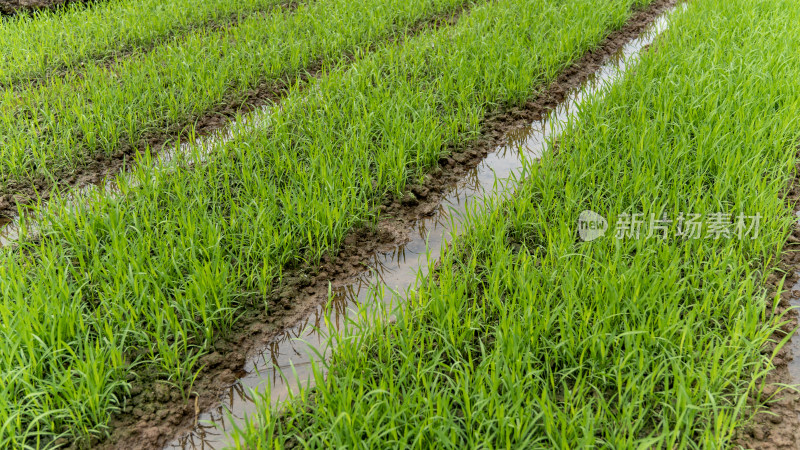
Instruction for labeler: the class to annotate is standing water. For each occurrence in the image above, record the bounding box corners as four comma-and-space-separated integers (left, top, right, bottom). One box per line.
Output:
789, 276, 800, 382
0, 217, 10, 247
0, 107, 274, 251
167, 6, 684, 449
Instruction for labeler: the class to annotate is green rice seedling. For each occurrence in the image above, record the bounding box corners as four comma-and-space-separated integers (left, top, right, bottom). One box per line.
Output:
0, 0, 474, 196
226, 0, 800, 447
1, 0, 655, 445
0, 0, 291, 86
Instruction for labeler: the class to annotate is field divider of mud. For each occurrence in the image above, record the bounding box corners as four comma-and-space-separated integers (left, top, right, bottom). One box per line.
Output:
739, 155, 800, 448
0, 0, 681, 448
0, 0, 84, 16
161, 1, 686, 448
0, 0, 478, 246
228, 0, 800, 446
0, 0, 480, 217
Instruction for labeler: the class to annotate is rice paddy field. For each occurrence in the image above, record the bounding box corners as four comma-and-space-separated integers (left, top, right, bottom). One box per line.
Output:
1, 0, 799, 448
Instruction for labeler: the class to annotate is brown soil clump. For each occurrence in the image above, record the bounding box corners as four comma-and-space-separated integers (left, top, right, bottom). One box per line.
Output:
0, 0, 85, 15
733, 154, 800, 449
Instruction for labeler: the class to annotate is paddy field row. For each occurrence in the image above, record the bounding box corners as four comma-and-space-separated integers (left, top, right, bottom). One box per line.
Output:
0, 0, 659, 446
229, 0, 800, 447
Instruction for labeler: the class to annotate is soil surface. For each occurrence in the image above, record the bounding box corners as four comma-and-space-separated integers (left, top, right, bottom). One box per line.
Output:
0, 0, 86, 15
77, 0, 684, 448
731, 154, 800, 450
0, 3, 468, 218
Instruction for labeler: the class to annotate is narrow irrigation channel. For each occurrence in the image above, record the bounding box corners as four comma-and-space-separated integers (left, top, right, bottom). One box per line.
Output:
764, 267, 800, 446
0, 102, 275, 249
0, 2, 478, 252
790, 276, 800, 384
0, 218, 11, 248
0, 0, 483, 218
732, 188, 800, 448
748, 199, 800, 447
0, 104, 273, 251
783, 210, 800, 390
166, 5, 683, 449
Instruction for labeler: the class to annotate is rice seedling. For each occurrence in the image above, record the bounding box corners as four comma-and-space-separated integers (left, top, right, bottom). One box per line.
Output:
0, 0, 477, 198
227, 0, 800, 447
0, 0, 291, 86
0, 0, 649, 445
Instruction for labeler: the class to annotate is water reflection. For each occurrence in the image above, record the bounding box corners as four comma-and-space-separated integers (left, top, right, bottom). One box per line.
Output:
166, 6, 682, 449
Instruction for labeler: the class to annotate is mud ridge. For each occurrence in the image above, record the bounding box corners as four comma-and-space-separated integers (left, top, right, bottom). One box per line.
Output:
0, 0, 94, 16
83, 0, 682, 449
0, 2, 473, 219
81, 3, 476, 450
2, 0, 304, 91
732, 151, 800, 450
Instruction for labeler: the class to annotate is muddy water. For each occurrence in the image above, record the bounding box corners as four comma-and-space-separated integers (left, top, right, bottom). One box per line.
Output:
0, 216, 13, 248
0, 217, 13, 247
0, 177, 121, 250
0, 105, 276, 252
786, 214, 800, 383
789, 281, 800, 385
166, 8, 681, 449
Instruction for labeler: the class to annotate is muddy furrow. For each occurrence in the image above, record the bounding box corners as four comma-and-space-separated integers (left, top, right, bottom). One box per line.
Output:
1, 0, 303, 91
0, 3, 476, 246
0, 0, 91, 16
0, 1, 473, 219
82, 3, 481, 450
132, 1, 685, 448
732, 157, 800, 449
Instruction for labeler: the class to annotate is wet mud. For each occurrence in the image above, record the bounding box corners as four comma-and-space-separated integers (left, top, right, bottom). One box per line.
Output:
0, 0, 89, 15
49, 3, 474, 450
90, 0, 685, 448
12, 0, 796, 447
733, 156, 800, 450
0, 217, 10, 246
0, 3, 471, 219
